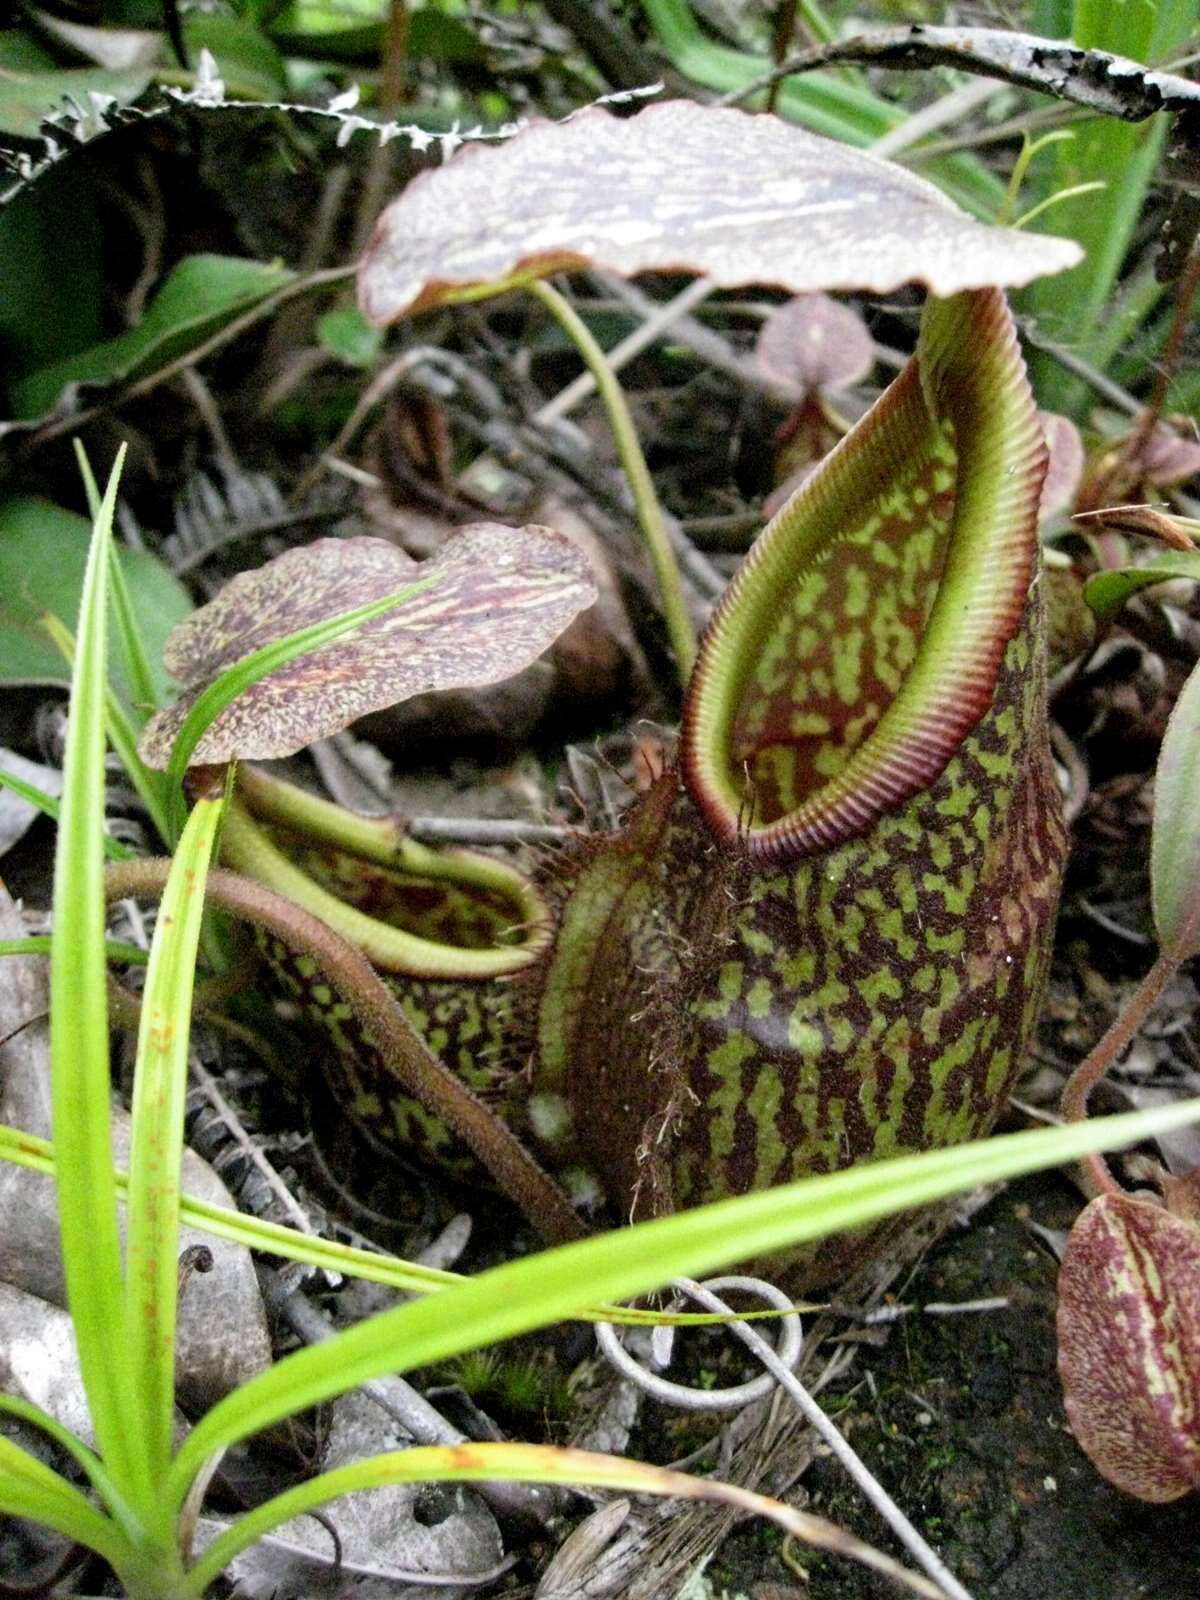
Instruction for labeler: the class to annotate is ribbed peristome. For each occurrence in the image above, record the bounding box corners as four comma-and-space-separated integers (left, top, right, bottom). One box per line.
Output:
681, 288, 1047, 862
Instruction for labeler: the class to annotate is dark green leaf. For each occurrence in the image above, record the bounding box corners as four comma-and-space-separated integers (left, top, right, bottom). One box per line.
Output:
269, 4, 486, 65
0, 30, 57, 71
183, 14, 287, 99
0, 161, 104, 380
10, 255, 295, 419
1083, 550, 1200, 628
0, 61, 151, 139
0, 496, 192, 708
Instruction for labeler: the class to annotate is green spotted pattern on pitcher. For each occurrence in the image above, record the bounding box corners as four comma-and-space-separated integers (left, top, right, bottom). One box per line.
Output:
241, 286, 1067, 1288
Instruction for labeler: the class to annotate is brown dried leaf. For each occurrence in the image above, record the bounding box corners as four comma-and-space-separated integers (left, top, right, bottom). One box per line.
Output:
359, 101, 1082, 324
1057, 1191, 1200, 1501
1074, 504, 1198, 549
138, 526, 597, 767
755, 294, 874, 395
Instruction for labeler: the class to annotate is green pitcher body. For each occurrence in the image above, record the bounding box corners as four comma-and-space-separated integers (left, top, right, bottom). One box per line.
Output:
533, 605, 1063, 1287
234, 287, 1068, 1287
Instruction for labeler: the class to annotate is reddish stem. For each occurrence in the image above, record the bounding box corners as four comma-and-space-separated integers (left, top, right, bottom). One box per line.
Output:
1060, 948, 1180, 1198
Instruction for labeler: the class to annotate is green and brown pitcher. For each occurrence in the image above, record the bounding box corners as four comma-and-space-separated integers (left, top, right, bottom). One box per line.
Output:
215, 284, 1065, 1289
139, 106, 1077, 1288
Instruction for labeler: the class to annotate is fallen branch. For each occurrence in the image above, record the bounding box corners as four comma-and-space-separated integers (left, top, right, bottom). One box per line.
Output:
726, 25, 1200, 123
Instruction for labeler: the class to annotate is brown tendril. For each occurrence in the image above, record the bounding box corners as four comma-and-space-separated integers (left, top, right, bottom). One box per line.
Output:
1060, 948, 1180, 1199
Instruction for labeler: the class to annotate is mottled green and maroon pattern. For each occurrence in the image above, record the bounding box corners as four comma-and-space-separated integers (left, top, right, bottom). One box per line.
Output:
258, 823, 523, 951
531, 287, 1065, 1287
252, 822, 531, 1181
673, 598, 1063, 1285
536, 596, 1062, 1287
261, 926, 519, 1181
728, 362, 957, 821
243, 286, 1067, 1287
528, 776, 724, 1214
683, 290, 1046, 864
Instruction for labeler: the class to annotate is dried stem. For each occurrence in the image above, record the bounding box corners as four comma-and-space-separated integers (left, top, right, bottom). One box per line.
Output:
1060, 948, 1181, 1198
103, 858, 587, 1245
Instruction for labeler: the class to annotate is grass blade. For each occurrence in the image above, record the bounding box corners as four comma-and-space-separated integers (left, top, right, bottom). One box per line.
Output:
106, 518, 161, 725
73, 436, 162, 720
48, 445, 149, 1509
0, 1393, 135, 1530
0, 1124, 773, 1324
0, 1436, 130, 1572
38, 612, 174, 848
0, 937, 147, 963
0, 768, 132, 861
181, 1441, 942, 1600
104, 688, 174, 845
122, 794, 225, 1485
166, 1095, 1200, 1505
1025, 0, 1194, 410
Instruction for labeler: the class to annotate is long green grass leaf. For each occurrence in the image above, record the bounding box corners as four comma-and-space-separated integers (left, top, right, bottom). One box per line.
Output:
167, 1096, 1200, 1506
0, 1436, 130, 1572
123, 794, 225, 1486
0, 937, 147, 964
181, 1441, 935, 1600
48, 445, 149, 1509
72, 443, 162, 725
105, 527, 160, 724
73, 442, 102, 519
104, 687, 174, 844
0, 1125, 758, 1324
0, 1393, 135, 1532
38, 611, 173, 846
0, 768, 132, 860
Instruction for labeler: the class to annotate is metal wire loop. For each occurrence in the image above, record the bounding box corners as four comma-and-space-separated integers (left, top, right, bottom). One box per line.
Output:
593, 1274, 803, 1411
